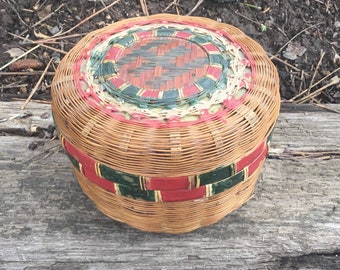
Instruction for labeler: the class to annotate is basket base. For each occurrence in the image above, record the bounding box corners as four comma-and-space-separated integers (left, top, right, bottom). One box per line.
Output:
73, 163, 263, 234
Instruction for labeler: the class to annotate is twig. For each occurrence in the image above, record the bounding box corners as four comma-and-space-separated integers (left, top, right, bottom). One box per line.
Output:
6, 0, 29, 27
60, 0, 121, 36
0, 112, 32, 123
7, 32, 67, 55
23, 143, 61, 165
0, 71, 55, 76
298, 70, 306, 94
269, 53, 310, 75
290, 67, 340, 101
314, 103, 340, 114
274, 22, 324, 57
176, 4, 181, 14
34, 33, 87, 43
0, 45, 41, 72
164, 0, 181, 12
21, 58, 54, 110
32, 3, 66, 28
295, 77, 340, 104
140, 0, 149, 16
3, 0, 120, 73
234, 10, 270, 29
186, 0, 205, 16
307, 50, 325, 95
0, 84, 28, 89
244, 2, 262, 10
18, 3, 66, 37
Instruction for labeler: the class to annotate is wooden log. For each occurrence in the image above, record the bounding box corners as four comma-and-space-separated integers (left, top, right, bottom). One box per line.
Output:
0, 102, 339, 269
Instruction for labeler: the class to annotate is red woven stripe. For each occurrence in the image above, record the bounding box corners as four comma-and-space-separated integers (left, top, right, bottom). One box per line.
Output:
248, 143, 268, 175
236, 140, 266, 172
64, 140, 116, 193
175, 31, 192, 39
136, 30, 152, 39
104, 46, 123, 61
202, 43, 219, 53
140, 89, 160, 98
182, 84, 200, 97
160, 186, 206, 202
109, 77, 125, 88
206, 65, 222, 79
147, 176, 190, 191
64, 139, 89, 165
83, 166, 116, 193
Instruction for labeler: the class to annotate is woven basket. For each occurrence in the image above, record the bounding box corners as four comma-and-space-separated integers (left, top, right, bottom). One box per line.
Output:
51, 14, 280, 234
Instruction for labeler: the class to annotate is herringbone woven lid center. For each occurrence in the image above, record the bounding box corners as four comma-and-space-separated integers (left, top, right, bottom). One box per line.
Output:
76, 23, 251, 123
116, 37, 209, 90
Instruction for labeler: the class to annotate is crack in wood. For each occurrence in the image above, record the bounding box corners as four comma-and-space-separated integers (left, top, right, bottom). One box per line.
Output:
0, 124, 55, 138
268, 150, 340, 160
278, 250, 340, 269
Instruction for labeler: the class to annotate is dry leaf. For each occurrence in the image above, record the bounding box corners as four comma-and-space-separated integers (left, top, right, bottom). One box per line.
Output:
37, 4, 52, 20
5, 48, 25, 58
283, 42, 307, 60
330, 75, 339, 84
34, 30, 51, 39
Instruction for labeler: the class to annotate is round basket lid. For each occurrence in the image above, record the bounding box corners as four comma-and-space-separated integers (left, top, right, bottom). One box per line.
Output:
74, 21, 251, 125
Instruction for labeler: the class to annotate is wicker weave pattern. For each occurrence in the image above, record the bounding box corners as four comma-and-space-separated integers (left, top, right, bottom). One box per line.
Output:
75, 162, 263, 233
61, 135, 269, 202
51, 14, 280, 233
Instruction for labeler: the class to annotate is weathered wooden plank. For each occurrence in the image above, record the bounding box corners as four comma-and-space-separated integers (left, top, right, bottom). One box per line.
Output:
270, 105, 340, 154
0, 101, 53, 136
0, 103, 339, 269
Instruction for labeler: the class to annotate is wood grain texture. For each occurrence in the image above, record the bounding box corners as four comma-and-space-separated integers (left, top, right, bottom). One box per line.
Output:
0, 101, 54, 137
0, 102, 339, 269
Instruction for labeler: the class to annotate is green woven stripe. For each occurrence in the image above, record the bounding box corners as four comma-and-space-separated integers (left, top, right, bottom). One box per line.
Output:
211, 170, 244, 194
99, 164, 140, 187
67, 153, 81, 172
89, 51, 105, 67
105, 170, 244, 201
94, 61, 116, 77
190, 34, 208, 44
198, 164, 234, 186
118, 185, 156, 201
162, 89, 180, 107
156, 27, 176, 37
122, 85, 139, 97
196, 77, 216, 92
116, 35, 136, 47
209, 54, 227, 67
66, 149, 247, 201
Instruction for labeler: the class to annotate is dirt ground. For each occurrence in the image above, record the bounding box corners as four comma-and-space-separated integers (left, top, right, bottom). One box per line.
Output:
0, 0, 339, 103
